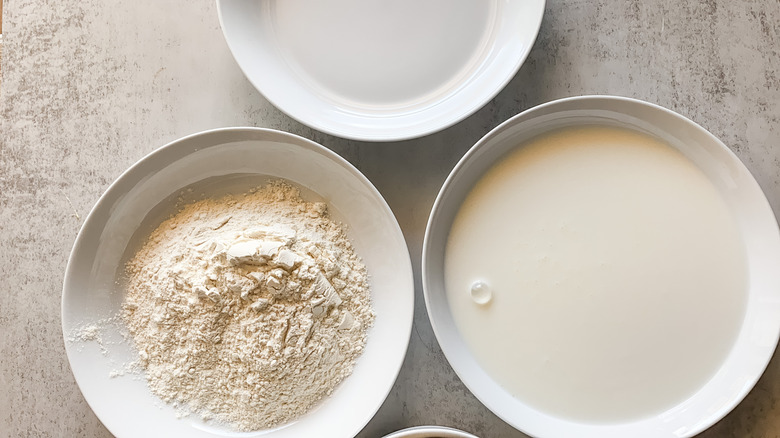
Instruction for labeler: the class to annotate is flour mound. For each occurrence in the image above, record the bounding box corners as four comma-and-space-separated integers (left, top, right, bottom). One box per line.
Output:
122, 181, 374, 431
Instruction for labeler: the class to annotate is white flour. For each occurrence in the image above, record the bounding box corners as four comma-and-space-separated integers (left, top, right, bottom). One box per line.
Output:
122, 181, 374, 431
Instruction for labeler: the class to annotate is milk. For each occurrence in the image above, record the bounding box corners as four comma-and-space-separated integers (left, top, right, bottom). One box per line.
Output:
444, 126, 748, 422
272, 0, 493, 107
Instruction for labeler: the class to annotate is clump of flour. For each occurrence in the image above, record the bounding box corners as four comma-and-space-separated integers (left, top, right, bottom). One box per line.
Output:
122, 181, 374, 431
68, 316, 123, 357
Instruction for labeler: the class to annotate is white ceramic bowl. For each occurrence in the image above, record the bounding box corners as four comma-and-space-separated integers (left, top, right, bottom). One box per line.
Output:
383, 425, 478, 438
422, 96, 780, 438
62, 128, 414, 437
216, 0, 545, 142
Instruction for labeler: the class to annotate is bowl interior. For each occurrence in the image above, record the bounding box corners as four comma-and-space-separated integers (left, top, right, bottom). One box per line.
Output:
62, 128, 414, 437
423, 96, 780, 438
216, 0, 545, 141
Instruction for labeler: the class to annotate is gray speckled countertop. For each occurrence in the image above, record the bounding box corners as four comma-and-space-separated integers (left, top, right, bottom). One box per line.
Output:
2, 1, 780, 437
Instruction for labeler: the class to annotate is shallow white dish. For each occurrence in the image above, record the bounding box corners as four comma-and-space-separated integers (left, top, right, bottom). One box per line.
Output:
422, 96, 780, 437
383, 425, 478, 438
217, 0, 545, 142
62, 128, 414, 437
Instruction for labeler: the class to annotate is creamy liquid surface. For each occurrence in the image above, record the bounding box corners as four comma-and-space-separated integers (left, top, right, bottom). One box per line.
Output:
445, 126, 748, 422
271, 0, 493, 107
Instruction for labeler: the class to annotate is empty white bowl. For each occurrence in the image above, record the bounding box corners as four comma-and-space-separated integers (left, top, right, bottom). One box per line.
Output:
216, 0, 545, 141
62, 128, 414, 437
422, 96, 780, 437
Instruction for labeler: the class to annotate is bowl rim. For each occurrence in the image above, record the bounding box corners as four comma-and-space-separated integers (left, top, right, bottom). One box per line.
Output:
382, 425, 480, 438
61, 127, 415, 437
421, 95, 780, 437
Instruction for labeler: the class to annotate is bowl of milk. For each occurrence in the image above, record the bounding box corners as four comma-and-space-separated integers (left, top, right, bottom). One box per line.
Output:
217, 0, 544, 141
422, 95, 780, 437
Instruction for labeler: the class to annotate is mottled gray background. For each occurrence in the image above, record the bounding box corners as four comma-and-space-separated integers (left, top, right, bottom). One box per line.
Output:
1, 0, 779, 437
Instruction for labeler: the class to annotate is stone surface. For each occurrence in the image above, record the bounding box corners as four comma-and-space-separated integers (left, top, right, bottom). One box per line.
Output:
1, 0, 779, 437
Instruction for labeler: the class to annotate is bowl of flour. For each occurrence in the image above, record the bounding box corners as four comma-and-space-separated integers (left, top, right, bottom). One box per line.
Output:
62, 128, 414, 437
